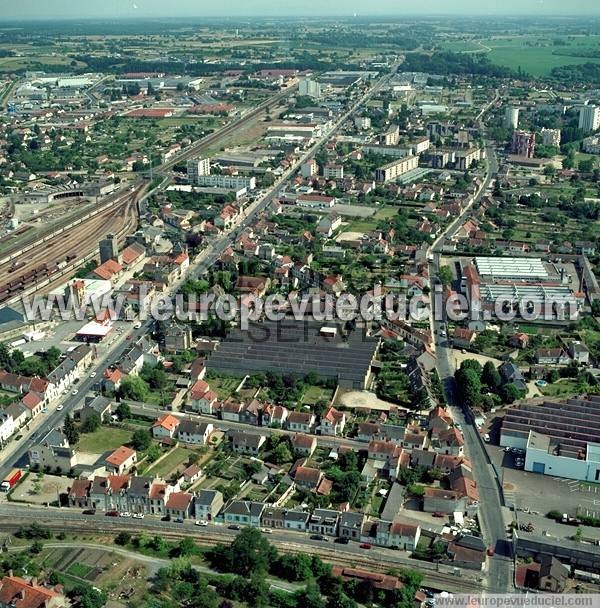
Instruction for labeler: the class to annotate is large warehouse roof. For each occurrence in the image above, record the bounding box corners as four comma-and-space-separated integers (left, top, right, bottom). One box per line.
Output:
206, 320, 379, 389
475, 257, 549, 280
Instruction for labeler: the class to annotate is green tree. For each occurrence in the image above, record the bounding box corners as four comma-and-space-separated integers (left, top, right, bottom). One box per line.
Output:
131, 429, 152, 451
115, 531, 131, 546
119, 376, 150, 402
63, 414, 79, 445
115, 402, 131, 420
482, 361, 502, 391
81, 412, 101, 434
438, 266, 453, 287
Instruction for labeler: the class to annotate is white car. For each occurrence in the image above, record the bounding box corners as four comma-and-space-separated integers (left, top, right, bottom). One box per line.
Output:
195, 520, 208, 527
132, 513, 144, 519
119, 512, 132, 518
90, 372, 97, 378
56, 405, 64, 411
71, 390, 78, 396
260, 527, 273, 534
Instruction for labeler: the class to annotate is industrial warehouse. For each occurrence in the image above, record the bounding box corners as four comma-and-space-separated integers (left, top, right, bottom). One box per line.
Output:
206, 320, 380, 389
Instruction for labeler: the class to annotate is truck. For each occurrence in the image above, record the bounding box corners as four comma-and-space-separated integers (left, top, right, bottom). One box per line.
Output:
0, 468, 22, 492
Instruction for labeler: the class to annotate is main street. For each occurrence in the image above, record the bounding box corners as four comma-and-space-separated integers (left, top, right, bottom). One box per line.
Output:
426, 109, 513, 591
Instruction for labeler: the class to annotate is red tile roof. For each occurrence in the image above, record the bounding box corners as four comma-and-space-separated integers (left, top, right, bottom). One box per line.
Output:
106, 446, 136, 467
0, 575, 63, 608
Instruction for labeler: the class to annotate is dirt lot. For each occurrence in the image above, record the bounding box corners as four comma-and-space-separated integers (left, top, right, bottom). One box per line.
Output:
336, 389, 408, 412
10, 473, 71, 506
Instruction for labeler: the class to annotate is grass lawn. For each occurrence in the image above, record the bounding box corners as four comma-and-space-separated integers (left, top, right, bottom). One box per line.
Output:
301, 385, 334, 405
539, 379, 581, 397
347, 219, 378, 232
373, 207, 399, 221
145, 446, 194, 479
77, 427, 133, 454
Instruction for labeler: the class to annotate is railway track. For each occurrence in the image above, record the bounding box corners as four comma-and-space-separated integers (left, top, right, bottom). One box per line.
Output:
0, 187, 141, 303
159, 85, 296, 172
0, 519, 484, 592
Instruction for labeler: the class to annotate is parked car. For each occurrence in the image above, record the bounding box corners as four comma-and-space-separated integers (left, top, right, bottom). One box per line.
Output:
119, 512, 131, 518
132, 513, 144, 519
487, 547, 495, 556
432, 512, 446, 518
82, 509, 96, 515
56, 405, 64, 411
260, 528, 273, 534
334, 537, 349, 544
228, 524, 241, 530
105, 510, 119, 517
359, 543, 372, 550
195, 520, 208, 527
310, 534, 328, 542
174, 517, 184, 524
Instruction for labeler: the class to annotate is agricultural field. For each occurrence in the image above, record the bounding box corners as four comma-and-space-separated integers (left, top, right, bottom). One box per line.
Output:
441, 35, 600, 76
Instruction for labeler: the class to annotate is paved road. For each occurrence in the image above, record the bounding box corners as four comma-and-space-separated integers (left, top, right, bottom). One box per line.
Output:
427, 108, 514, 592
129, 402, 367, 451
0, 504, 486, 592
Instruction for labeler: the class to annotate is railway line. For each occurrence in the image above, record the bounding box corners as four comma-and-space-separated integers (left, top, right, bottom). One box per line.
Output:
0, 186, 141, 304
0, 518, 485, 593
158, 84, 297, 172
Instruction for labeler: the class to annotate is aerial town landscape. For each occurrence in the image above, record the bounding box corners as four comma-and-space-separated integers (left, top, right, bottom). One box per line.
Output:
0, 1, 599, 606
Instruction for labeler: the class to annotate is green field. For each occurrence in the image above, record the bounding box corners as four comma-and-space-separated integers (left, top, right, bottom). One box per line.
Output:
442, 35, 600, 76
145, 446, 194, 479
76, 427, 133, 454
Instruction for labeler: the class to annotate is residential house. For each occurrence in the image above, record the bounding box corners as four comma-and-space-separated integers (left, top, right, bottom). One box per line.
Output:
0, 574, 68, 608
5, 402, 28, 430
452, 328, 475, 349
422, 488, 467, 514
536, 348, 569, 366
308, 508, 340, 536
568, 341, 590, 365
0, 411, 14, 443
377, 521, 421, 550
284, 509, 310, 531
262, 404, 289, 427
89, 475, 130, 512
445, 535, 487, 571
261, 507, 286, 529
338, 511, 365, 540
287, 411, 316, 434
182, 463, 202, 485
357, 422, 382, 442
240, 399, 263, 426
29, 428, 78, 474
127, 476, 157, 515
148, 482, 173, 515
223, 500, 265, 527
499, 361, 527, 393
152, 414, 180, 439
105, 446, 137, 475
221, 400, 244, 422
290, 433, 317, 457
538, 555, 569, 593
21, 391, 44, 419
320, 407, 346, 436
79, 395, 112, 426
68, 478, 92, 509
188, 379, 218, 414
294, 466, 323, 491
432, 427, 464, 456
194, 489, 224, 522
177, 420, 213, 446
229, 431, 266, 455
165, 492, 194, 520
